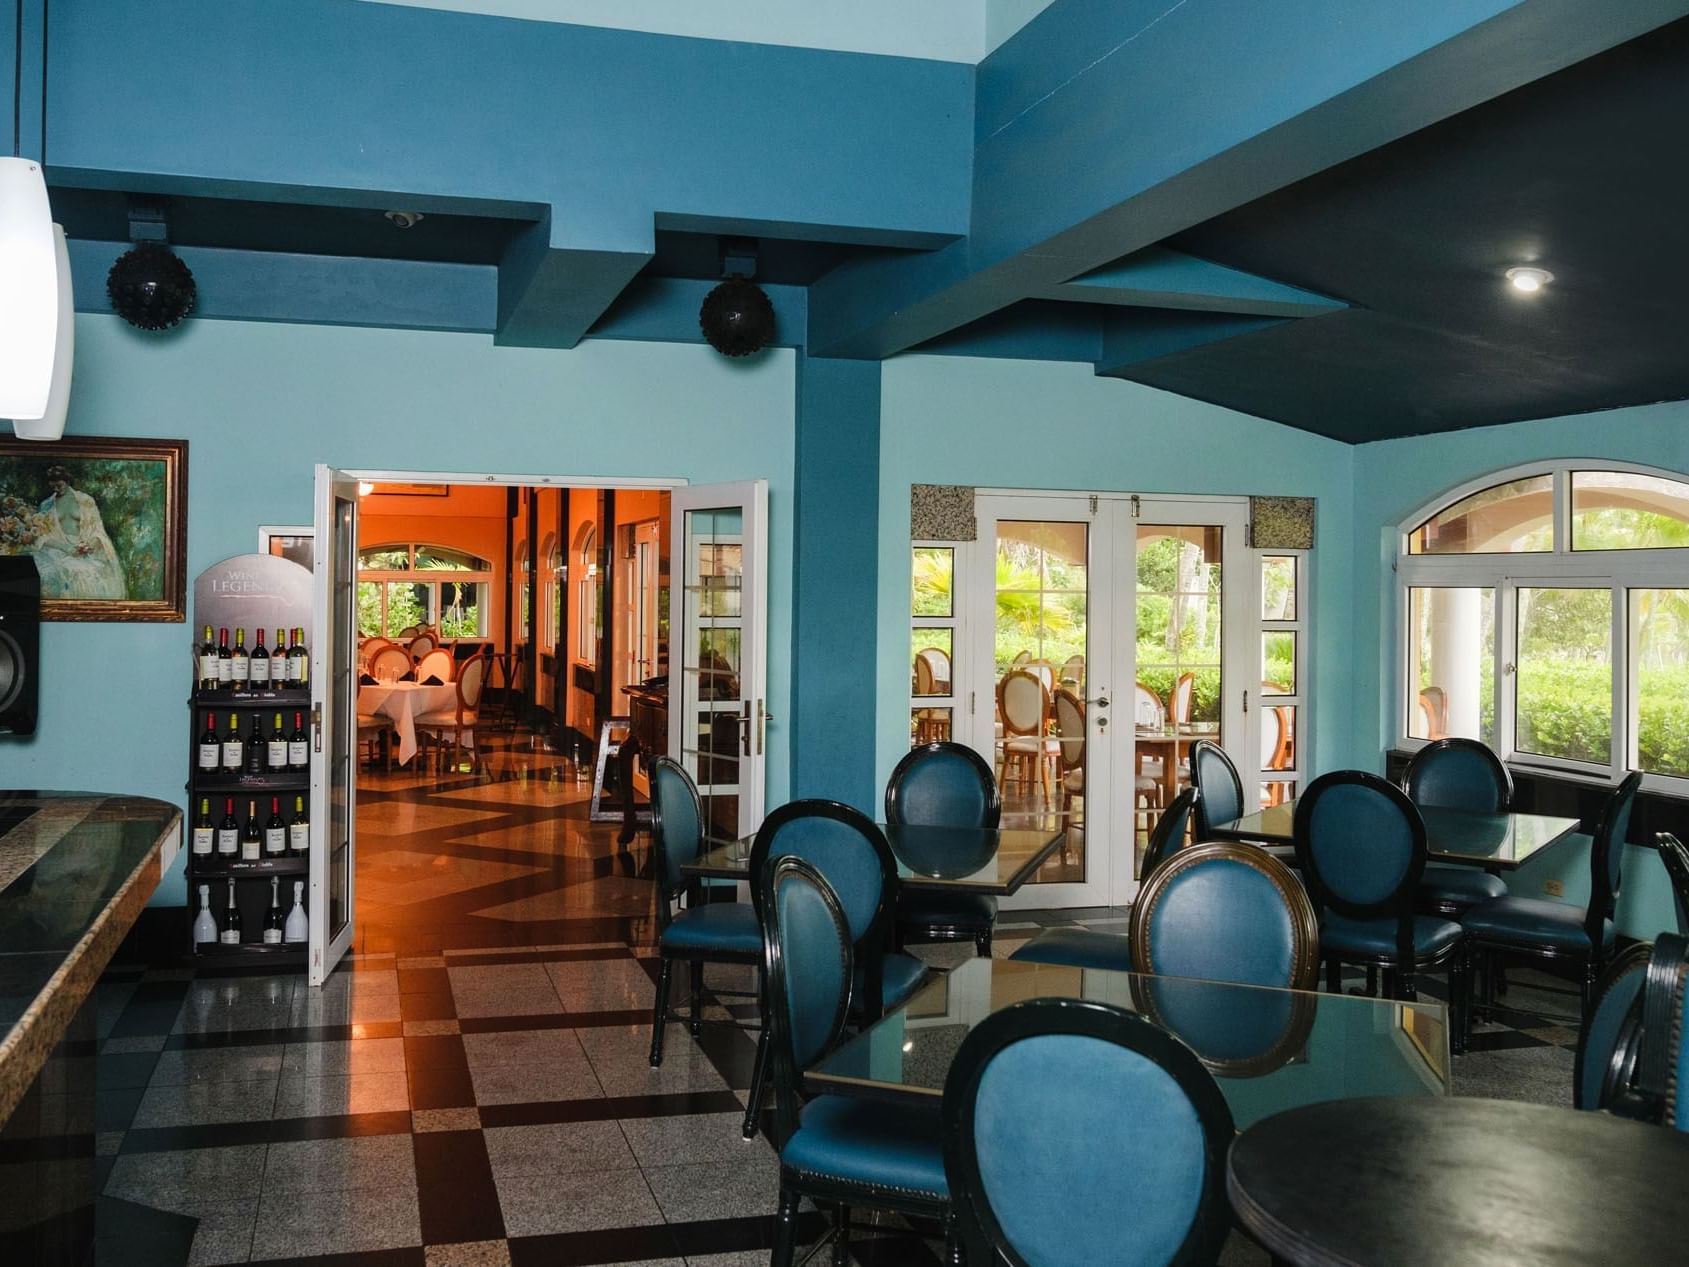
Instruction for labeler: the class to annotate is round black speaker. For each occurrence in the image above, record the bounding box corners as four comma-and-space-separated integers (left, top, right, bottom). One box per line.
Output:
107, 244, 198, 331
699, 279, 776, 357
0, 630, 20, 717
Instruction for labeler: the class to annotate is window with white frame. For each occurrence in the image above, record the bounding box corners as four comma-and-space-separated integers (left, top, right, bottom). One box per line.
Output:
1257, 551, 1307, 805
575, 523, 600, 666
1397, 462, 1689, 786
357, 543, 492, 639
910, 543, 960, 748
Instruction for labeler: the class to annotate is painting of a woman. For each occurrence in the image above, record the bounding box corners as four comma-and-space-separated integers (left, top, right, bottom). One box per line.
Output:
32, 464, 129, 600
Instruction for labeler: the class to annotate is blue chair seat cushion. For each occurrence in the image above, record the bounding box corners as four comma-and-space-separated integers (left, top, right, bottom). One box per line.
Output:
1321, 912, 1463, 960
780, 1095, 948, 1200
1462, 896, 1615, 951
855, 952, 928, 1012
896, 890, 998, 930
1418, 865, 1507, 907
657, 901, 761, 956
1008, 927, 1134, 973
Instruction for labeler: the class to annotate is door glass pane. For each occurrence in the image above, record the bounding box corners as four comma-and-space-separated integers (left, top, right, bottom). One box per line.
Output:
1516, 588, 1611, 764
911, 706, 952, 746
1633, 589, 1689, 777
911, 630, 953, 696
1262, 632, 1295, 695
1261, 780, 1296, 807
1407, 588, 1495, 745
1572, 472, 1689, 550
994, 521, 1086, 883
1407, 475, 1553, 554
1261, 556, 1297, 619
1262, 705, 1296, 774
912, 547, 953, 617
330, 495, 355, 942
680, 508, 746, 840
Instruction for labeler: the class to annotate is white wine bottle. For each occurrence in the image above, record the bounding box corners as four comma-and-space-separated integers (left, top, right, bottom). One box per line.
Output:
221, 713, 243, 772
219, 879, 242, 945
263, 876, 285, 945
284, 881, 308, 943
192, 884, 217, 944
288, 795, 310, 856
267, 712, 288, 771
198, 625, 219, 692
192, 798, 214, 856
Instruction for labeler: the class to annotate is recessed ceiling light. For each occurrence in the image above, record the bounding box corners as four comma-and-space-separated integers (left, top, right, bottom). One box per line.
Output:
357, 481, 375, 497
1506, 266, 1553, 294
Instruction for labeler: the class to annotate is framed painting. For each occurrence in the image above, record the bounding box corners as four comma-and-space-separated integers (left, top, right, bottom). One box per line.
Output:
0, 436, 188, 621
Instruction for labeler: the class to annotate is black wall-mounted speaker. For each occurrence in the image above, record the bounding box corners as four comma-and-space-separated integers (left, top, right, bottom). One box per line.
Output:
0, 557, 41, 736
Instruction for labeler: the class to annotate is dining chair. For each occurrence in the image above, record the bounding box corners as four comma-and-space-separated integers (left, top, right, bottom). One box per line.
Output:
1010, 649, 1031, 665
757, 853, 957, 1267
414, 652, 488, 765
356, 712, 395, 771
1461, 771, 1641, 1021
887, 742, 1003, 957
1614, 932, 1689, 1130
1060, 652, 1084, 686
408, 631, 438, 663
1051, 687, 1086, 854
918, 646, 951, 693
1655, 832, 1689, 934
1401, 737, 1512, 918
646, 757, 762, 1066
743, 799, 929, 1139
1172, 671, 1196, 726
414, 647, 454, 684
1573, 940, 1651, 1112
358, 636, 394, 670
396, 624, 420, 639
1293, 770, 1468, 1051
1133, 681, 1164, 729
996, 669, 1056, 797
1007, 789, 1197, 973
1188, 739, 1242, 840
367, 645, 411, 682
1420, 686, 1448, 739
942, 997, 1233, 1267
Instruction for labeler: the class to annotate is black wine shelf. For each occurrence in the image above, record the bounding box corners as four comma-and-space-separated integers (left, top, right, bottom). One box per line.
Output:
189, 856, 309, 879
191, 688, 312, 705
194, 942, 307, 959
187, 774, 311, 792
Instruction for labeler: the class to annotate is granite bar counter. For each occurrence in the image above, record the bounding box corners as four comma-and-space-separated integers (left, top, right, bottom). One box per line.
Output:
0, 791, 181, 1265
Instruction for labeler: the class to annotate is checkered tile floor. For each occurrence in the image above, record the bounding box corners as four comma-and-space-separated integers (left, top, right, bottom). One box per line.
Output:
91, 735, 1586, 1265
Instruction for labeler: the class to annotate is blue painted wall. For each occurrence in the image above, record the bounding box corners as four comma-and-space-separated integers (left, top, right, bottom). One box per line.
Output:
0, 316, 797, 907
1350, 399, 1689, 938
875, 354, 1357, 797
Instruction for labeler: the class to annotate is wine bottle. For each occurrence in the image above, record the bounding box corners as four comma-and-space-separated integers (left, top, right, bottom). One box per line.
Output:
191, 797, 214, 856
250, 628, 271, 689
217, 627, 233, 689
288, 795, 310, 855
192, 884, 217, 944
221, 714, 243, 772
289, 710, 309, 772
231, 629, 249, 690
284, 880, 308, 943
198, 625, 219, 691
276, 629, 291, 685
198, 714, 220, 773
241, 799, 262, 861
267, 712, 288, 771
263, 876, 285, 945
264, 796, 286, 856
291, 628, 309, 685
217, 797, 239, 856
244, 713, 266, 776
219, 878, 242, 945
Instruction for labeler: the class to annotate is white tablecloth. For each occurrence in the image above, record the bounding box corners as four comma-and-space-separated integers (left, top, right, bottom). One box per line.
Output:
358, 682, 458, 764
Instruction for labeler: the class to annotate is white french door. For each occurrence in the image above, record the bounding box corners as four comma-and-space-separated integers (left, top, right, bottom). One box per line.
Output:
966, 492, 1253, 909
308, 466, 359, 985
668, 481, 769, 841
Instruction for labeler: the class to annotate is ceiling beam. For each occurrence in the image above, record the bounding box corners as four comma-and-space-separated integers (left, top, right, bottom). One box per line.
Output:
1041, 248, 1346, 318
494, 214, 652, 349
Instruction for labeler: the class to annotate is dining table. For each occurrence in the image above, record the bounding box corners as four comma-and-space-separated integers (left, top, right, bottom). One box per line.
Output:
356, 681, 458, 764
684, 823, 1067, 895
1134, 723, 1219, 806
806, 958, 1448, 1129
1210, 798, 1583, 871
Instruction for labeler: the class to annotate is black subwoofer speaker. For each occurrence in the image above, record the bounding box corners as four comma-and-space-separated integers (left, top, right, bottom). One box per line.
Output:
0, 557, 41, 736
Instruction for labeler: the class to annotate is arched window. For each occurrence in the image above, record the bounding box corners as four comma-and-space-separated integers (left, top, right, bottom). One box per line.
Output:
574, 522, 599, 666
357, 542, 493, 640
1398, 462, 1689, 786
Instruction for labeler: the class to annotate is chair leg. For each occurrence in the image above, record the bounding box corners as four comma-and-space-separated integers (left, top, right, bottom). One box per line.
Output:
770, 1184, 801, 1267
1365, 966, 1379, 997
1452, 944, 1469, 1056
832, 1204, 850, 1267
742, 1026, 769, 1140
649, 958, 672, 1067
975, 928, 993, 958
944, 1214, 964, 1266
1325, 956, 1340, 994
689, 960, 704, 1037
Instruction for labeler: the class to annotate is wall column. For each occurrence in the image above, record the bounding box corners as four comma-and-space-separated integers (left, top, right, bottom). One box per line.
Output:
791, 354, 881, 812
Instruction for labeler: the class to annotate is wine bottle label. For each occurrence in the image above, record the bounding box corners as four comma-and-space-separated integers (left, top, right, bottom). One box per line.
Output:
288, 822, 309, 852
192, 826, 213, 854
217, 828, 239, 854
217, 659, 231, 683
267, 740, 288, 768
241, 838, 261, 861
232, 654, 249, 679
222, 741, 243, 769
289, 739, 308, 767
219, 928, 240, 945
199, 653, 218, 681
251, 659, 270, 686
264, 827, 286, 855
287, 659, 303, 683
198, 742, 219, 770
262, 927, 283, 945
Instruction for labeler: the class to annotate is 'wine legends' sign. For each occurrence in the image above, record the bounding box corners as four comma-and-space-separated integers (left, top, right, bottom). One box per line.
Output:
192, 554, 312, 645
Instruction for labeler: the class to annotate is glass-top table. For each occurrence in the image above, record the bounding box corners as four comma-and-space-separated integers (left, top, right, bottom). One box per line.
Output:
684, 824, 1067, 895
1211, 800, 1582, 870
807, 958, 1449, 1130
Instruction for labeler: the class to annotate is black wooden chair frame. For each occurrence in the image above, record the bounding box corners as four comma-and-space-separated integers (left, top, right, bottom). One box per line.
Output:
886, 741, 1003, 957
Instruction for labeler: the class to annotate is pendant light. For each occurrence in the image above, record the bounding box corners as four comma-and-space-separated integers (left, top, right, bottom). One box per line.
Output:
10, 223, 74, 441
0, 158, 63, 423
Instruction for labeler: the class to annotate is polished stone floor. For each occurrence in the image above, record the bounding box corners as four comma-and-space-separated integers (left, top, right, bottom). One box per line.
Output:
90, 731, 1582, 1265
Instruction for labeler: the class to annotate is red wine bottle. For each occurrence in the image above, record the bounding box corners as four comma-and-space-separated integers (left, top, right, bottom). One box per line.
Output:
289, 710, 309, 772
217, 798, 239, 857
263, 797, 287, 857
244, 714, 266, 776
217, 627, 233, 690
198, 714, 220, 773
250, 628, 271, 689
240, 799, 262, 861
231, 629, 249, 690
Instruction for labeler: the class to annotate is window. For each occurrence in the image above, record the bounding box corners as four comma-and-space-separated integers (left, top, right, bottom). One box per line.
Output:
574, 523, 600, 665
1258, 552, 1308, 807
910, 544, 960, 747
1398, 463, 1689, 787
357, 543, 491, 639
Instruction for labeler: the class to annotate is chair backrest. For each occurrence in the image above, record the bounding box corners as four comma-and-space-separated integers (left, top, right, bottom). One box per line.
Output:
1172, 672, 1195, 724
359, 636, 394, 668
1421, 686, 1448, 739
1401, 737, 1512, 813
913, 653, 936, 695
1293, 772, 1427, 955
1587, 772, 1642, 939
396, 625, 420, 639
649, 756, 705, 900
1010, 649, 1031, 665
1260, 706, 1284, 772
368, 645, 411, 680
1130, 842, 1319, 990
1133, 682, 1164, 729
1138, 787, 1198, 882
997, 670, 1047, 737
1189, 740, 1243, 838
1051, 688, 1085, 773
919, 646, 951, 683
457, 653, 489, 712
886, 742, 1002, 830
942, 998, 1233, 1267
1024, 659, 1056, 690
1657, 833, 1689, 936
748, 798, 897, 959
415, 648, 454, 684
409, 632, 438, 661
1574, 940, 1652, 1112
1632, 932, 1689, 1131
1061, 654, 1085, 685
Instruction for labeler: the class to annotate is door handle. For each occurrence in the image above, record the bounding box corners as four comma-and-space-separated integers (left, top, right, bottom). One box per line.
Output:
1089, 696, 1110, 709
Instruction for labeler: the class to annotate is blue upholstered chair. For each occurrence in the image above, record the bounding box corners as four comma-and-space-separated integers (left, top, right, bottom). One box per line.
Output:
888, 742, 1002, 957
1656, 833, 1689, 934
1462, 771, 1641, 1019
1573, 940, 1651, 1112
742, 799, 929, 1139
1293, 770, 1468, 1050
1401, 737, 1511, 917
1188, 739, 1242, 840
1610, 933, 1689, 1130
942, 997, 1233, 1267
757, 853, 956, 1267
647, 757, 762, 1069
1007, 789, 1197, 973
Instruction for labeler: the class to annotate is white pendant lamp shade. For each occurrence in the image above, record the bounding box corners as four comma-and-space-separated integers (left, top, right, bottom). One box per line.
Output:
0, 158, 60, 421
11, 224, 74, 441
